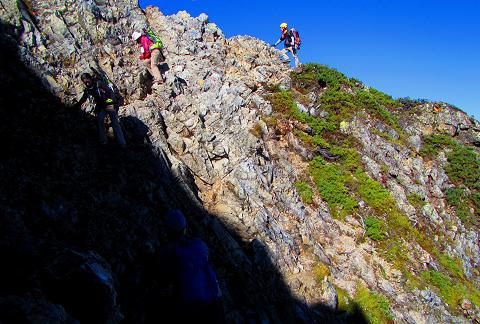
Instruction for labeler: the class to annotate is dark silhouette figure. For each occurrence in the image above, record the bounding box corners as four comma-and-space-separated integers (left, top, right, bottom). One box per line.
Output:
153, 210, 225, 323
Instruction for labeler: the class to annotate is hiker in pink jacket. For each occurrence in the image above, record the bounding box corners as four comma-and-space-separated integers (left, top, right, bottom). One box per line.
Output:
132, 31, 164, 85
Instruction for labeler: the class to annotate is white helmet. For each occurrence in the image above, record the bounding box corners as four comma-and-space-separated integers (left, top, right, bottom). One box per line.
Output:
131, 31, 142, 41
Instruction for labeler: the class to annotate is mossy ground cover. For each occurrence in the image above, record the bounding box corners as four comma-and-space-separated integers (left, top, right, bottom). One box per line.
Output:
268, 64, 480, 315
294, 181, 314, 204
419, 135, 479, 191
333, 284, 393, 324
354, 284, 394, 324
312, 262, 331, 281
309, 157, 358, 219
309, 144, 479, 314
290, 64, 403, 135
407, 193, 426, 209
420, 133, 479, 224
421, 270, 480, 309
364, 216, 387, 241
445, 146, 480, 190
419, 134, 457, 158
445, 187, 475, 222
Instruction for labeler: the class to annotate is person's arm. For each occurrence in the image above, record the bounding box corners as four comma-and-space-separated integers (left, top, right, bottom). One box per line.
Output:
272, 31, 287, 47
72, 90, 88, 108
272, 38, 282, 47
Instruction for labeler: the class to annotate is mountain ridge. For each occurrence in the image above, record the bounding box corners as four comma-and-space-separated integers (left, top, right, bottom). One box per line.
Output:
1, 1, 479, 323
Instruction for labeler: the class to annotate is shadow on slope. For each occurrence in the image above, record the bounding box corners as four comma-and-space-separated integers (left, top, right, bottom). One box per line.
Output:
0, 20, 366, 324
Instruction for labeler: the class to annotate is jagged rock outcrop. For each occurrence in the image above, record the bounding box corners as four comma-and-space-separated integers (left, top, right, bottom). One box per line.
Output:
1, 0, 479, 323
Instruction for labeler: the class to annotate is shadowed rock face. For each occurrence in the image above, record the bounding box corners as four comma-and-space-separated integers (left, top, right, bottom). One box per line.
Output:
1, 1, 480, 323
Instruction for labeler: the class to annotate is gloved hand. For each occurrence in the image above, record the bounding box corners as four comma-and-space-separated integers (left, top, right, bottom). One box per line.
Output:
271, 44, 275, 47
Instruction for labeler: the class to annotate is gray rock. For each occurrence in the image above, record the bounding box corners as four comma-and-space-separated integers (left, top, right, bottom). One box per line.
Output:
419, 289, 443, 308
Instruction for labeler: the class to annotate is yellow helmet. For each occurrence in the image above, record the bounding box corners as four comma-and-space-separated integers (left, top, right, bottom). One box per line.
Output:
280, 23, 288, 29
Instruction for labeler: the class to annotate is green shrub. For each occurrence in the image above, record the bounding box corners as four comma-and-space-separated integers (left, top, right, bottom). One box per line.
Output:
335, 286, 355, 313
312, 135, 330, 148
287, 96, 338, 134
267, 90, 296, 114
309, 157, 358, 218
419, 134, 457, 158
456, 205, 473, 222
294, 181, 314, 204
368, 88, 399, 108
294, 130, 330, 149
438, 254, 464, 280
397, 97, 429, 109
356, 89, 401, 131
364, 217, 387, 241
316, 89, 357, 125
262, 115, 278, 127
382, 241, 409, 264
420, 269, 480, 311
330, 146, 361, 172
445, 188, 466, 206
371, 129, 390, 140
354, 284, 393, 324
421, 270, 470, 308
471, 192, 480, 216
313, 262, 331, 281
407, 193, 426, 208
444, 187, 475, 222
291, 63, 354, 90
355, 169, 394, 214
265, 83, 282, 93
446, 146, 480, 190
288, 64, 404, 140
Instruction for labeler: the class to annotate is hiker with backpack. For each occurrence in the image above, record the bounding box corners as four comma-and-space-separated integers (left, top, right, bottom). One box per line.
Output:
132, 29, 165, 86
272, 23, 301, 67
73, 73, 126, 147
158, 210, 225, 323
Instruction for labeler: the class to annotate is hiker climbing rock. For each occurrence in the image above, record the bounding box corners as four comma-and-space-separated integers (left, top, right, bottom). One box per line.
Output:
158, 210, 225, 323
73, 73, 126, 147
272, 23, 301, 67
132, 29, 165, 86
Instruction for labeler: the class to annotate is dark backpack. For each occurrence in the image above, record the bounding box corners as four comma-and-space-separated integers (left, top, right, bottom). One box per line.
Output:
290, 28, 301, 48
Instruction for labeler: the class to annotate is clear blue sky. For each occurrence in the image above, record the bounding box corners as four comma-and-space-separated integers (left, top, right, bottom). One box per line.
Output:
140, 0, 480, 118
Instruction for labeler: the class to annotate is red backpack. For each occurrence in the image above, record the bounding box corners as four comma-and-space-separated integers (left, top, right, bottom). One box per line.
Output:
290, 28, 301, 48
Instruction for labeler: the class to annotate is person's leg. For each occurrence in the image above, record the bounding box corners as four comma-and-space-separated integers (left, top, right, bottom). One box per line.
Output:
279, 48, 290, 62
143, 58, 153, 77
292, 48, 300, 66
105, 106, 126, 146
150, 50, 163, 83
97, 109, 108, 144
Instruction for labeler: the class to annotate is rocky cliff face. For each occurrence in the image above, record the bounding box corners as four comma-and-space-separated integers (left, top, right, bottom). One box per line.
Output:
1, 1, 479, 323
